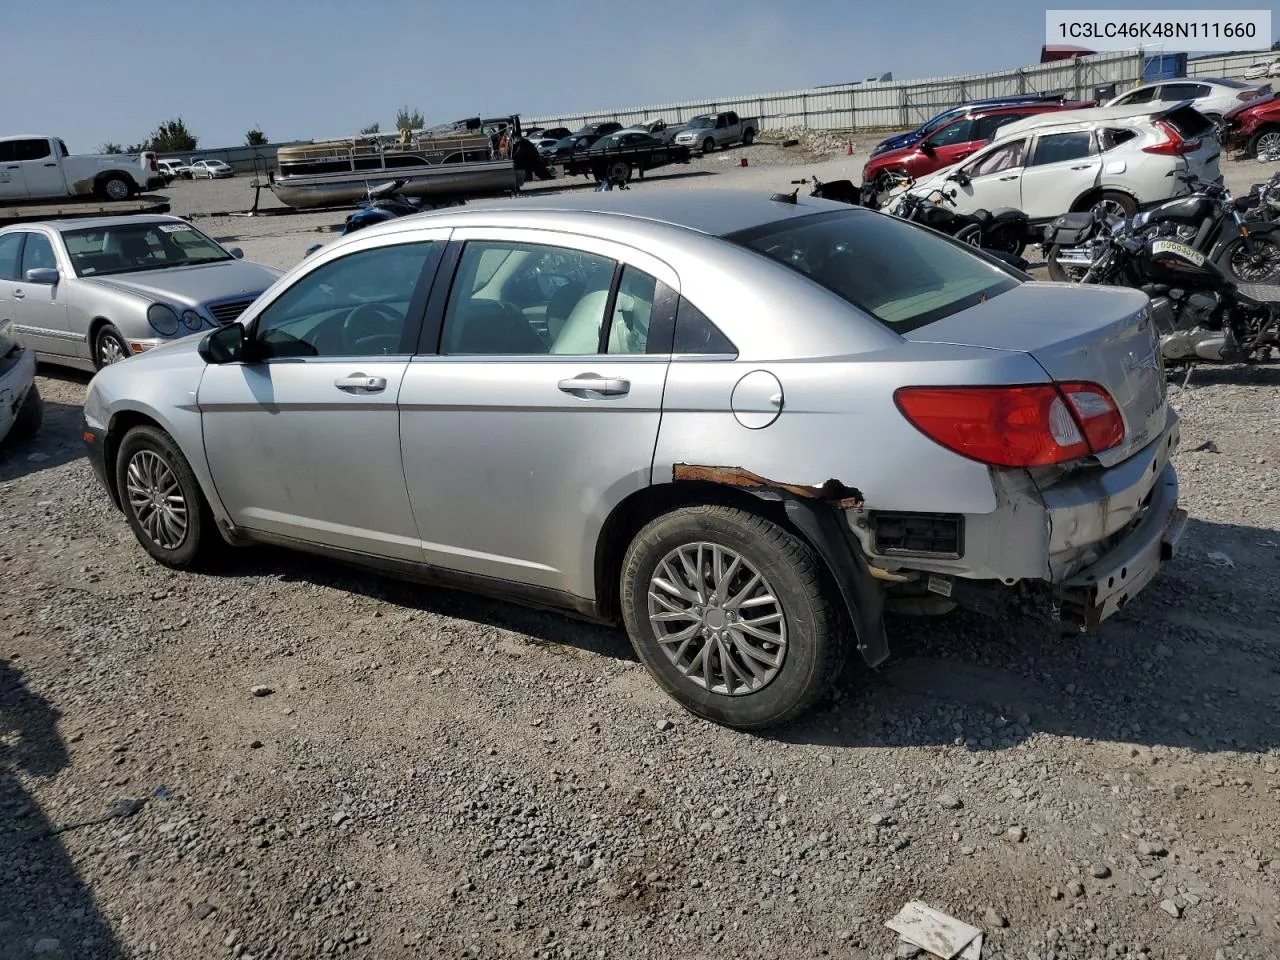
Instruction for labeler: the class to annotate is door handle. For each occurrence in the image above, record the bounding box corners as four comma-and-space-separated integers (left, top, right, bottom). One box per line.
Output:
42, 162, 57, 167
334, 374, 387, 392
11, 289, 24, 299
557, 375, 631, 396
1070, 164, 1097, 170
998, 175, 1019, 181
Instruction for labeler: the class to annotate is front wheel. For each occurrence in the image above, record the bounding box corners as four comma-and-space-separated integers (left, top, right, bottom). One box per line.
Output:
93, 324, 129, 369
619, 504, 848, 730
1248, 127, 1280, 160
8, 385, 43, 442
702, 137, 716, 155
1221, 235, 1280, 283
115, 425, 220, 569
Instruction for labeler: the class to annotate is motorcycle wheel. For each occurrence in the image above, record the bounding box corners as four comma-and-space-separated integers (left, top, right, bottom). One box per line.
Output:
1223, 236, 1280, 283
1045, 244, 1089, 283
954, 224, 984, 248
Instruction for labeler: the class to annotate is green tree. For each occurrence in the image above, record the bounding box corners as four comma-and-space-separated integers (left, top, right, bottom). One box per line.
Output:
125, 141, 151, 154
149, 118, 199, 153
245, 129, 268, 146
395, 106, 425, 132
359, 121, 381, 136
99, 142, 124, 154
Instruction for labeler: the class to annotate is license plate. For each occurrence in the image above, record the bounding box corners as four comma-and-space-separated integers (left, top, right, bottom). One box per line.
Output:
1150, 239, 1206, 267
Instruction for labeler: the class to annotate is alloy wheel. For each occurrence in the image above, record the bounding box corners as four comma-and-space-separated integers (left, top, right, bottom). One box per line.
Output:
1231, 239, 1280, 282
98, 334, 127, 366
646, 542, 788, 696
1091, 197, 1129, 221
125, 450, 189, 550
1257, 131, 1280, 159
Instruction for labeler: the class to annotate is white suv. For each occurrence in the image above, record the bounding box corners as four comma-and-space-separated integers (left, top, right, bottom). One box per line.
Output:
901, 102, 1221, 224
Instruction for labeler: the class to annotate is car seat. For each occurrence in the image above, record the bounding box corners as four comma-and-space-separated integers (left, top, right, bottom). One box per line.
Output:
448, 300, 545, 354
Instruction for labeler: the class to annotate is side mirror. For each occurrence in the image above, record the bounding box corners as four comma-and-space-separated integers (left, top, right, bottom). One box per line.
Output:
919, 140, 936, 155
198, 321, 247, 365
23, 267, 60, 285
228, 247, 244, 259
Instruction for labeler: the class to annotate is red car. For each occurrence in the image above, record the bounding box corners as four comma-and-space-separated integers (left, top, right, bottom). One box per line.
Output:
862, 101, 1093, 193
1221, 92, 1280, 158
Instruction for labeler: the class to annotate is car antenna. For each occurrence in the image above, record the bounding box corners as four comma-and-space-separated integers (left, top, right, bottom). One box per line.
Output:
771, 187, 799, 204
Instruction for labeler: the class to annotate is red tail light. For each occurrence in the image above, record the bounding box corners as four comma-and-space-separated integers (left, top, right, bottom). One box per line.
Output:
893, 382, 1125, 467
1238, 90, 1264, 101
1142, 120, 1200, 156
146, 151, 158, 171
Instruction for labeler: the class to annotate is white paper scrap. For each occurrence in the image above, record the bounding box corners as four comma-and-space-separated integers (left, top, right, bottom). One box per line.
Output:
885, 899, 984, 959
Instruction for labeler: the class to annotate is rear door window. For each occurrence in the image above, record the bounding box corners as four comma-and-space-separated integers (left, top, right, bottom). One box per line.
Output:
1098, 127, 1138, 151
974, 113, 1025, 140
1029, 131, 1094, 165
1120, 86, 1159, 104
13, 139, 51, 162
1159, 82, 1209, 101
728, 210, 1018, 333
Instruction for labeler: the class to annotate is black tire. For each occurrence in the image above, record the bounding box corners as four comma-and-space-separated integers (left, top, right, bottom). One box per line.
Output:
1083, 190, 1137, 220
702, 137, 716, 155
115, 425, 219, 570
607, 159, 631, 183
1045, 244, 1082, 283
98, 175, 133, 201
1247, 127, 1280, 160
619, 504, 848, 730
9, 385, 42, 442
984, 225, 1027, 258
954, 223, 984, 248
93, 323, 129, 369
1221, 235, 1280, 283
742, 128, 756, 146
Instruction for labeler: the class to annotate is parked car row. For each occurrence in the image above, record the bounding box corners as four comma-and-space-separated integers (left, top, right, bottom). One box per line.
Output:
155, 158, 236, 184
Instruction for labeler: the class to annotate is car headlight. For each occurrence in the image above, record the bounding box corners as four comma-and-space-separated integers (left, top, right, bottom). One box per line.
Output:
181, 309, 204, 331
146, 303, 181, 336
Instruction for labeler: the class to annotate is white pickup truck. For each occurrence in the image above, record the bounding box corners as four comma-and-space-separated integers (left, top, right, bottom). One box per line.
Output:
0, 136, 165, 203
673, 111, 759, 154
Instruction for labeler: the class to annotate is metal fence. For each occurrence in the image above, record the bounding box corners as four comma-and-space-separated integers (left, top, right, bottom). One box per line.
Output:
523, 50, 1145, 135
1187, 50, 1279, 80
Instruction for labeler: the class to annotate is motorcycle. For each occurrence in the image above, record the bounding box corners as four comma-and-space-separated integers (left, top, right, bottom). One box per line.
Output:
1041, 208, 1280, 365
304, 179, 456, 258
1045, 175, 1280, 284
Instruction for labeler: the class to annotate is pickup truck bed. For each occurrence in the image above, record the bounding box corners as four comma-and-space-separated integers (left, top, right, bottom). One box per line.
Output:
559, 142, 693, 182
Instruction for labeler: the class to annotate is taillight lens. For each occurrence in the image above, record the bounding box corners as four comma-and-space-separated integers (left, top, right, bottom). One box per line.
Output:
1239, 90, 1263, 101
1142, 120, 1200, 156
894, 382, 1125, 468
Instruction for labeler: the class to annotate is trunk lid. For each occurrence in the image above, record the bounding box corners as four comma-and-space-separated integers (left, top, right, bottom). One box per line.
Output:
1158, 103, 1221, 181
904, 283, 1167, 463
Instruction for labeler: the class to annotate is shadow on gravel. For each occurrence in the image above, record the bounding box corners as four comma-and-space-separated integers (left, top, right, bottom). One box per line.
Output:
0, 659, 124, 959
768, 516, 1280, 757
1169, 362, 1280, 389
0, 398, 88, 483
203, 546, 638, 663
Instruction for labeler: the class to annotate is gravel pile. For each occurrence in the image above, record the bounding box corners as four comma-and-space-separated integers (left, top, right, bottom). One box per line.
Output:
1, 157, 1278, 960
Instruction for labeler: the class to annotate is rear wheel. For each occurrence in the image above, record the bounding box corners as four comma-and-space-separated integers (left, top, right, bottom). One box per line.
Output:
115, 425, 220, 569
99, 175, 132, 201
1046, 244, 1088, 283
619, 504, 848, 730
742, 128, 755, 146
954, 224, 984, 248
607, 159, 632, 183
1085, 190, 1136, 221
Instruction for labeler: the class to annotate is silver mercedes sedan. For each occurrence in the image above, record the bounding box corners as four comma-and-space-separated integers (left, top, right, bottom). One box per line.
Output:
81, 189, 1187, 729
0, 215, 282, 372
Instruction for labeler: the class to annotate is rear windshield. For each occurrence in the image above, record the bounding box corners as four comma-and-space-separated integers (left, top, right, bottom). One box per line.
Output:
1163, 105, 1214, 138
726, 210, 1019, 333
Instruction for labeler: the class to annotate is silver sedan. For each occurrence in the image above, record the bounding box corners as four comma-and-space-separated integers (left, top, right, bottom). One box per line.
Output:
0, 215, 282, 371
81, 190, 1187, 729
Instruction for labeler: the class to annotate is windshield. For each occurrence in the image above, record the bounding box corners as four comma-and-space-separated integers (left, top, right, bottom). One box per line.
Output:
917, 107, 964, 136
727, 210, 1018, 333
687, 117, 714, 129
62, 221, 233, 277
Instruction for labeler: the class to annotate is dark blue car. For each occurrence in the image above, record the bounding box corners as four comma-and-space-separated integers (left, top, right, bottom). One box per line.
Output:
869, 92, 1073, 157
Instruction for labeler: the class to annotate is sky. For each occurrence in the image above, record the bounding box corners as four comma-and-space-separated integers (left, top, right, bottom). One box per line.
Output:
4, 0, 1276, 153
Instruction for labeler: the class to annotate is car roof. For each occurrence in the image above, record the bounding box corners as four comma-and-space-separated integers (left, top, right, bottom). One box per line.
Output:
372, 188, 858, 239
10, 214, 188, 233
992, 102, 1176, 138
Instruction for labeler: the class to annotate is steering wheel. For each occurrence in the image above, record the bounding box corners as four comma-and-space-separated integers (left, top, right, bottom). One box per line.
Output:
342, 302, 402, 352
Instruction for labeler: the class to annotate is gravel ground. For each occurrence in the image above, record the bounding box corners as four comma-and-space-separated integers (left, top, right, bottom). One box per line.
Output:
2, 143, 1279, 960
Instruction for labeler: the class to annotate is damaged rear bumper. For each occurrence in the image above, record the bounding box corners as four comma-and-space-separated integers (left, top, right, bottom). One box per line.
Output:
1054, 462, 1187, 630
